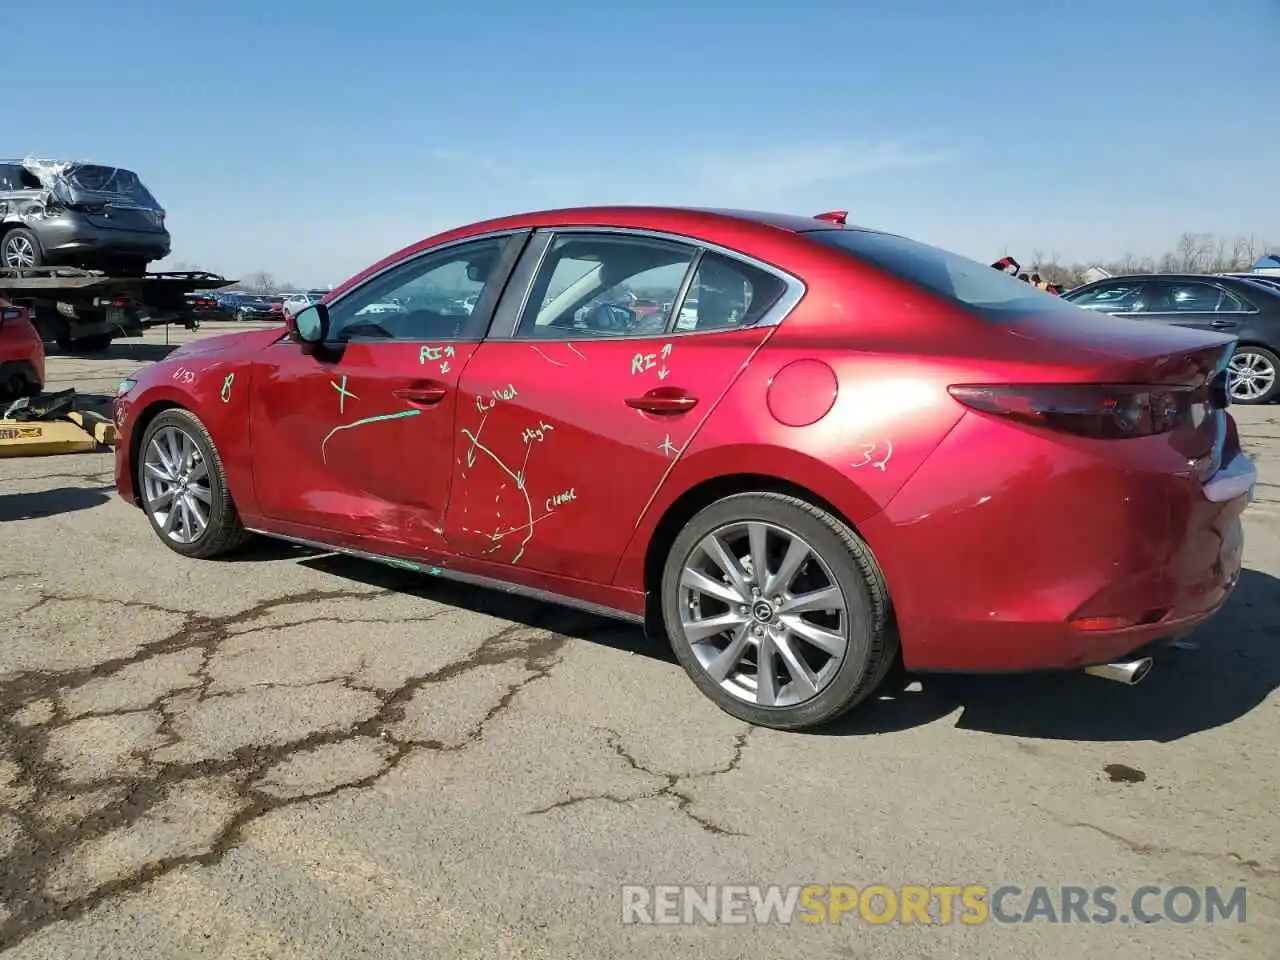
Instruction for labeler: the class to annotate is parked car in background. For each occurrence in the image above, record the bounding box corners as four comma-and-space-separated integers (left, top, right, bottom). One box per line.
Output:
113, 206, 1253, 730
184, 291, 221, 313
0, 158, 170, 276
282, 291, 326, 314
0, 299, 44, 397
1219, 273, 1280, 295
235, 295, 286, 321
1062, 273, 1280, 404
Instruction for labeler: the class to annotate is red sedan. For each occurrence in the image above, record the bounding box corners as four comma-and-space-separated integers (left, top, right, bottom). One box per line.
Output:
112, 207, 1255, 730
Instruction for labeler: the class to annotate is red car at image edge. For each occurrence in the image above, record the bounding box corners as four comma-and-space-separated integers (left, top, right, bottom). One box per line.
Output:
111, 206, 1256, 730
0, 298, 45, 397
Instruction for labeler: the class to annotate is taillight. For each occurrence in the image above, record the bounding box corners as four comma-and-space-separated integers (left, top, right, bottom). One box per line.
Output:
948, 384, 1192, 439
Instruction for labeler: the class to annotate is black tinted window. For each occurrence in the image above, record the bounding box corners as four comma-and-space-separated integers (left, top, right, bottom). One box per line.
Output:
1063, 281, 1148, 311
807, 228, 1073, 320
1143, 280, 1227, 312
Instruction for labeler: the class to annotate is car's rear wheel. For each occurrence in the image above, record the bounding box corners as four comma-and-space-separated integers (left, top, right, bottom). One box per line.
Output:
661, 492, 898, 730
1227, 346, 1280, 404
138, 409, 251, 559
1, 229, 43, 271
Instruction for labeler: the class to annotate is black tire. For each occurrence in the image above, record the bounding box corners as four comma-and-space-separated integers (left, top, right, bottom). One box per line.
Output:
1, 228, 44, 271
137, 408, 253, 559
1228, 345, 1280, 405
661, 492, 898, 730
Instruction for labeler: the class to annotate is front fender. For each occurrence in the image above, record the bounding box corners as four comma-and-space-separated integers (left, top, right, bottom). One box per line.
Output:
116, 360, 257, 514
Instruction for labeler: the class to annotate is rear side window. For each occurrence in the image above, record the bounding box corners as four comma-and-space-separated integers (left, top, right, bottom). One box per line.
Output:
806, 228, 1076, 320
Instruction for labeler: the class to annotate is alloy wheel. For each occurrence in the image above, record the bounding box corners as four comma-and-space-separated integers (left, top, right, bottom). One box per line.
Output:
142, 425, 212, 544
1228, 351, 1276, 402
3, 236, 36, 270
677, 520, 849, 708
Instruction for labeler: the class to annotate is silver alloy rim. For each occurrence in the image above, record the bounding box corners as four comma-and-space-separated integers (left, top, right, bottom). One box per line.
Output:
678, 520, 849, 707
1228, 351, 1276, 402
3, 236, 35, 269
142, 426, 212, 544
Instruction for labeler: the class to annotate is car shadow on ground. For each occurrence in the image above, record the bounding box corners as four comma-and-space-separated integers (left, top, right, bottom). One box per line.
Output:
828, 566, 1280, 743
0, 486, 113, 521
296, 552, 675, 663
285, 552, 1277, 744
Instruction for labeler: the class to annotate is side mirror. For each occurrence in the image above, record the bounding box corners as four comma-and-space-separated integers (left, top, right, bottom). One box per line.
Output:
288, 303, 329, 344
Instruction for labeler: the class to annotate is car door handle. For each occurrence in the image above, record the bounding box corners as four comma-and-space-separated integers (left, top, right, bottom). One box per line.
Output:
394, 384, 448, 405
625, 387, 699, 415
1211, 319, 1237, 329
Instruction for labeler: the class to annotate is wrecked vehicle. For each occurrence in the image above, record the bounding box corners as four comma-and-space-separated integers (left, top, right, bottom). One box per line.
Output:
0, 158, 171, 276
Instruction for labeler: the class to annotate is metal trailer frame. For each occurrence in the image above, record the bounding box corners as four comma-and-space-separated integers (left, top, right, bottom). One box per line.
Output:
0, 266, 235, 353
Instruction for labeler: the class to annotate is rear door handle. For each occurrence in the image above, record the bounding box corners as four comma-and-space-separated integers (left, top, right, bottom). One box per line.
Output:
625, 387, 699, 415
394, 384, 448, 405
1211, 319, 1237, 329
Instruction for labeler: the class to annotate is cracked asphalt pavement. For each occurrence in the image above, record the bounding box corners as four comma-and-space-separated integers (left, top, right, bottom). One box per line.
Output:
1, 324, 1278, 959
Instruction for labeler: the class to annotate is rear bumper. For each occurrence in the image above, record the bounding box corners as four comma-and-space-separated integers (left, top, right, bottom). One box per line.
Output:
864, 413, 1255, 673
38, 214, 170, 262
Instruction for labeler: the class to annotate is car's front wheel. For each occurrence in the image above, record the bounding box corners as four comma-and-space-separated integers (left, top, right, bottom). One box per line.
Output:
1228, 346, 1280, 404
661, 492, 898, 730
137, 409, 251, 558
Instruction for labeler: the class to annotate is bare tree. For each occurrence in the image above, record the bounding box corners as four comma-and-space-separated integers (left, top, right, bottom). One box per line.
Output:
1007, 231, 1274, 289
242, 270, 276, 293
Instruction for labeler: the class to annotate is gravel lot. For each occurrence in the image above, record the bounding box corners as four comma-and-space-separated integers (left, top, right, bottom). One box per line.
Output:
2, 323, 1277, 959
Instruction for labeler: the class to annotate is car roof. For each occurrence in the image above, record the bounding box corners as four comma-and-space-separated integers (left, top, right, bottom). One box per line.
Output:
327, 205, 911, 303
439, 204, 893, 238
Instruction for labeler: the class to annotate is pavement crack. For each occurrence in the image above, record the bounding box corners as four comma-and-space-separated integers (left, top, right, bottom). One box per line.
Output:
0, 592, 572, 950
524, 726, 754, 837
1054, 818, 1280, 879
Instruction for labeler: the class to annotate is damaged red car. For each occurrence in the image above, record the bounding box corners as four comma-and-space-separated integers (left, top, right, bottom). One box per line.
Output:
113, 207, 1255, 730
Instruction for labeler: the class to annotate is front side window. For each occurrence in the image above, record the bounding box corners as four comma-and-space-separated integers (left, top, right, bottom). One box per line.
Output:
328, 236, 510, 342
515, 233, 697, 339
807, 228, 1082, 321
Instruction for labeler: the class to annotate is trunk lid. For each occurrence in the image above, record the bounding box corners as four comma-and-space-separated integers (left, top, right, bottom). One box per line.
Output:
1002, 311, 1235, 481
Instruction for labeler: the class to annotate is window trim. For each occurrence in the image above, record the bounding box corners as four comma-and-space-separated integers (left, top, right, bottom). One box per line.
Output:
321, 229, 530, 344
483, 226, 807, 342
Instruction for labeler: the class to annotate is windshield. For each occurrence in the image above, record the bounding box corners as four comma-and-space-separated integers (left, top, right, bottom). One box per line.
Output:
806, 228, 1079, 321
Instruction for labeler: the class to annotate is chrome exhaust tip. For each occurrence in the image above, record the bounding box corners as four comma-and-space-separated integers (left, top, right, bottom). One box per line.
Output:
1083, 657, 1153, 686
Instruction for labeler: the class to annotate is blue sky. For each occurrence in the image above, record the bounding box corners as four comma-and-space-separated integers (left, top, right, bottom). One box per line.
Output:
3, 0, 1276, 287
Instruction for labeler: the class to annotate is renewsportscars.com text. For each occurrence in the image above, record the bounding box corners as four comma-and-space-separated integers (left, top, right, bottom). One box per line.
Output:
621, 884, 1248, 925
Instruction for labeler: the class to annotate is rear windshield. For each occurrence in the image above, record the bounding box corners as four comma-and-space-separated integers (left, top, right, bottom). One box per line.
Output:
806, 228, 1078, 321
65, 164, 159, 206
